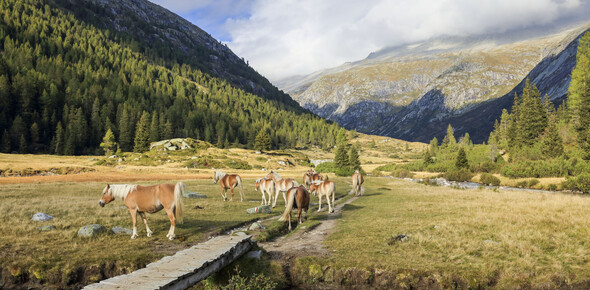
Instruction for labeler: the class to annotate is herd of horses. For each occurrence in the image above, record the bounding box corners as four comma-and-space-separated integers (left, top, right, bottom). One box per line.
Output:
98, 169, 364, 239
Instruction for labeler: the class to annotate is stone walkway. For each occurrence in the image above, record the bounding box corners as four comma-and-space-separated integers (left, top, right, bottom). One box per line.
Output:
84, 233, 253, 290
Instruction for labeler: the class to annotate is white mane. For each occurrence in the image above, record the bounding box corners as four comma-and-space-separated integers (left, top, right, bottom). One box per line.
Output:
269, 170, 282, 180
255, 178, 262, 184
106, 184, 137, 200
214, 171, 227, 181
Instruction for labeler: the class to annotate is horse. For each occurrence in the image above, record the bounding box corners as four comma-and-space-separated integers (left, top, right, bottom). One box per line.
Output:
99, 182, 185, 240
255, 178, 275, 206
309, 178, 336, 213
278, 185, 310, 231
265, 170, 299, 208
352, 170, 364, 196
213, 171, 244, 202
303, 170, 323, 189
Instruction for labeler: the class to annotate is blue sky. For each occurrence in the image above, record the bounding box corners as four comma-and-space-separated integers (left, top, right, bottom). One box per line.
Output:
149, 0, 590, 82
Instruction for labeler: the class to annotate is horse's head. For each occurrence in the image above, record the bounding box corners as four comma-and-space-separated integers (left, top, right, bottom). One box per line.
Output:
309, 181, 321, 196
212, 171, 218, 184
254, 178, 262, 191
99, 184, 115, 207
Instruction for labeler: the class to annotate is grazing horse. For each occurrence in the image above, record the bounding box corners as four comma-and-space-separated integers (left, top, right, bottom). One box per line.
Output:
303, 169, 323, 189
99, 182, 185, 240
352, 170, 364, 196
213, 171, 244, 202
255, 178, 275, 206
265, 170, 299, 208
309, 179, 336, 213
278, 185, 310, 231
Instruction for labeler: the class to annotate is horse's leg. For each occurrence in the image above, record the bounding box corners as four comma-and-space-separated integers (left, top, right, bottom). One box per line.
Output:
272, 188, 279, 208
164, 208, 176, 240
129, 208, 138, 239
282, 190, 287, 206
317, 191, 323, 212
298, 206, 303, 224
138, 212, 152, 237
288, 211, 292, 231
326, 192, 333, 213
230, 186, 234, 201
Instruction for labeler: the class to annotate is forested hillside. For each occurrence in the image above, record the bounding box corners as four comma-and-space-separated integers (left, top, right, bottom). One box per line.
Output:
0, 0, 341, 155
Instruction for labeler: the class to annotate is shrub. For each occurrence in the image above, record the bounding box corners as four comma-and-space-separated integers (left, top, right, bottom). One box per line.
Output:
335, 167, 355, 177
444, 168, 472, 182
255, 157, 267, 162
315, 162, 337, 173
391, 168, 415, 178
528, 179, 540, 188
548, 184, 558, 191
516, 180, 528, 188
224, 159, 252, 170
473, 160, 497, 173
183, 157, 222, 169
375, 163, 397, 172
480, 173, 500, 186
562, 173, 590, 193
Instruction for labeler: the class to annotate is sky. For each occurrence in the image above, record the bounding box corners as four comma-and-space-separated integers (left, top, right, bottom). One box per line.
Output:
149, 0, 590, 82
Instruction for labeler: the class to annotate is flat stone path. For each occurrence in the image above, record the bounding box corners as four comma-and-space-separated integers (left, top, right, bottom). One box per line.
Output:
84, 234, 253, 290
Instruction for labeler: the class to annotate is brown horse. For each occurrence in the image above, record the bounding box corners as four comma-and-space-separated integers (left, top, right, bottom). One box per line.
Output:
265, 170, 299, 207
278, 185, 310, 231
352, 170, 364, 196
303, 169, 323, 189
99, 182, 185, 240
309, 179, 336, 213
255, 178, 275, 206
213, 171, 244, 202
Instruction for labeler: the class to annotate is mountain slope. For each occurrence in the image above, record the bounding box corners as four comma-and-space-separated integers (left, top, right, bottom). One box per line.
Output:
282, 24, 590, 143
0, 0, 340, 154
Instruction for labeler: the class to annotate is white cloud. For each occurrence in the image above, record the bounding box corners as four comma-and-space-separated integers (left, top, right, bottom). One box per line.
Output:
223, 0, 589, 81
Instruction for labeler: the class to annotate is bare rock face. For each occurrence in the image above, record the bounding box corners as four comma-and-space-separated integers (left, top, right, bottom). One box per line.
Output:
281, 24, 590, 143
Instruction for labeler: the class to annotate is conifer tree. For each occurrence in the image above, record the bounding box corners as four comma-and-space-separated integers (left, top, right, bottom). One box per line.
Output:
54, 122, 64, 155
18, 134, 26, 153
254, 131, 271, 152
335, 143, 349, 170
349, 146, 361, 171
118, 109, 133, 152
100, 128, 117, 156
162, 120, 174, 140
429, 137, 438, 156
541, 115, 564, 158
30, 122, 39, 147
134, 111, 150, 153
507, 93, 520, 148
149, 111, 160, 142
517, 79, 547, 146
423, 150, 434, 166
442, 124, 456, 147
455, 147, 469, 169
568, 32, 590, 158
1, 129, 10, 153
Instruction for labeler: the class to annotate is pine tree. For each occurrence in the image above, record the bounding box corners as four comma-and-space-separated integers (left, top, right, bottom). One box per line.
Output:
100, 128, 117, 156
30, 122, 39, 147
541, 115, 564, 158
118, 108, 133, 152
254, 131, 271, 152
441, 124, 456, 147
460, 132, 472, 146
133, 111, 150, 153
162, 120, 174, 140
568, 32, 590, 159
18, 134, 27, 153
54, 122, 64, 155
423, 150, 434, 166
455, 147, 469, 169
348, 146, 361, 171
1, 129, 11, 153
517, 79, 547, 146
149, 111, 160, 142
507, 93, 520, 148
335, 144, 349, 170
429, 137, 438, 156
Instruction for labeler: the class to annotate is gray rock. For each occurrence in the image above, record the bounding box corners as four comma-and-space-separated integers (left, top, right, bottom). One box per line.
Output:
246, 205, 272, 214
77, 224, 108, 238
38, 225, 56, 231
484, 239, 500, 245
183, 191, 207, 198
246, 250, 262, 259
248, 222, 266, 230
387, 234, 409, 245
111, 226, 133, 235
32, 212, 53, 221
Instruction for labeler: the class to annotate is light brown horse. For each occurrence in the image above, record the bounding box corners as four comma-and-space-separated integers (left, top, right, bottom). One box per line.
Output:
278, 185, 310, 231
213, 171, 244, 202
255, 178, 275, 206
309, 179, 336, 213
303, 169, 323, 189
99, 182, 185, 240
265, 170, 299, 208
352, 170, 364, 196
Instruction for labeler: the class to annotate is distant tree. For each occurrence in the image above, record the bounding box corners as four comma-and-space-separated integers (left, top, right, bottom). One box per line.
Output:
254, 131, 271, 152
455, 147, 469, 169
441, 124, 456, 148
349, 146, 361, 171
30, 122, 39, 148
335, 143, 350, 170
54, 122, 64, 155
118, 109, 133, 152
149, 111, 160, 142
460, 132, 472, 146
133, 111, 150, 153
162, 120, 174, 140
336, 129, 347, 144
18, 134, 27, 153
423, 150, 434, 166
429, 137, 438, 156
100, 128, 117, 156
1, 130, 10, 153
516, 79, 546, 146
541, 115, 564, 158
568, 32, 590, 159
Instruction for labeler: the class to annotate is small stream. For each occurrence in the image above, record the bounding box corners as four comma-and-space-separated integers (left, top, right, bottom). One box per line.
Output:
388, 176, 557, 194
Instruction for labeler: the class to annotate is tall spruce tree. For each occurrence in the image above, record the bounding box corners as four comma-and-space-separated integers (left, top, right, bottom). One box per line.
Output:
149, 111, 160, 143
1, 129, 10, 153
568, 32, 590, 159
541, 115, 564, 158
517, 79, 547, 146
335, 143, 350, 170
254, 131, 271, 152
100, 128, 117, 156
455, 147, 469, 169
441, 124, 456, 147
118, 108, 133, 152
133, 112, 150, 153
349, 146, 361, 171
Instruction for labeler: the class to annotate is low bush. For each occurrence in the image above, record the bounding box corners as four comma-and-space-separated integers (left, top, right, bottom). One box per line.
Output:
444, 168, 472, 182
224, 159, 252, 170
391, 168, 415, 178
528, 179, 540, 188
479, 173, 500, 186
315, 162, 337, 173
183, 157, 223, 169
562, 173, 590, 193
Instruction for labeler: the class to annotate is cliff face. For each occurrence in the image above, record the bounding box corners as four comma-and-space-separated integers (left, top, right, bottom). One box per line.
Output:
280, 24, 590, 143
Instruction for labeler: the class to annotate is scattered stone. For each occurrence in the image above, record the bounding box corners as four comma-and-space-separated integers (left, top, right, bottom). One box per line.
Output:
246, 205, 272, 214
248, 222, 266, 230
233, 231, 247, 236
194, 205, 204, 210
387, 234, 409, 245
277, 161, 287, 166
246, 250, 262, 259
484, 239, 500, 245
77, 224, 108, 238
433, 225, 440, 229
111, 226, 133, 235
183, 191, 207, 198
32, 212, 53, 221
38, 225, 56, 231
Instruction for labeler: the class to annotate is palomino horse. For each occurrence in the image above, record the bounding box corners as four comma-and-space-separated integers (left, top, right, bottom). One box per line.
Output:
309, 178, 336, 213
278, 185, 310, 231
255, 178, 275, 206
99, 182, 185, 240
213, 171, 244, 202
265, 170, 299, 208
352, 170, 364, 196
303, 169, 322, 189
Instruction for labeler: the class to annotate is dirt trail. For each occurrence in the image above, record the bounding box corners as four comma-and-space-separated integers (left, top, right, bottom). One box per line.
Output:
260, 194, 359, 259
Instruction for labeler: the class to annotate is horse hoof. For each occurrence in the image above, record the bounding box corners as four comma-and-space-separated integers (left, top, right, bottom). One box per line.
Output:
131, 235, 137, 240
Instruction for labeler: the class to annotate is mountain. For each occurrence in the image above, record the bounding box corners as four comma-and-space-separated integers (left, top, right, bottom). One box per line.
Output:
281, 23, 590, 143
0, 0, 341, 155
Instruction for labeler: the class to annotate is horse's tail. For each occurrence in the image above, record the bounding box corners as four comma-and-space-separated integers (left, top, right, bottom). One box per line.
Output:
279, 189, 294, 222
237, 175, 244, 201
174, 182, 185, 224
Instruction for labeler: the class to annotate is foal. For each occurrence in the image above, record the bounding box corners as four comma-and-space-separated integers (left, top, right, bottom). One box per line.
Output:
255, 178, 275, 206
309, 179, 336, 213
213, 171, 244, 201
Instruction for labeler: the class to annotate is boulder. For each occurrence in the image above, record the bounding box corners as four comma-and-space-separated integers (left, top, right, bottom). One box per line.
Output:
246, 250, 262, 259
38, 225, 56, 231
246, 205, 272, 214
32, 212, 53, 221
183, 191, 207, 198
77, 224, 108, 238
111, 226, 133, 235
248, 222, 266, 230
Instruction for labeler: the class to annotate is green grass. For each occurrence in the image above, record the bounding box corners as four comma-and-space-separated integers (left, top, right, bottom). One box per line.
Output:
314, 177, 590, 288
